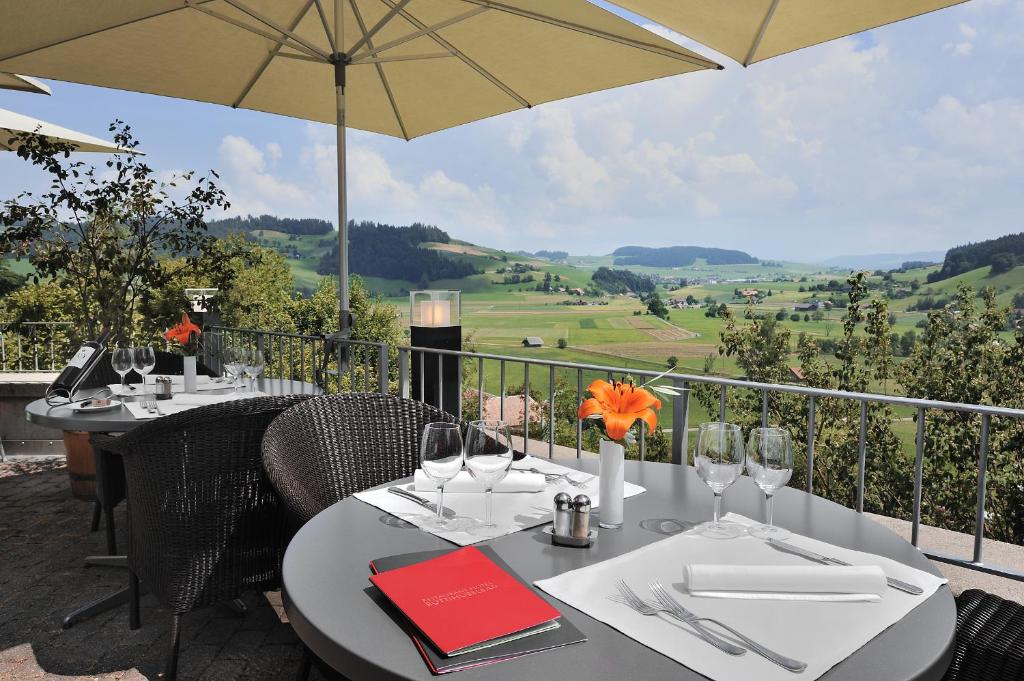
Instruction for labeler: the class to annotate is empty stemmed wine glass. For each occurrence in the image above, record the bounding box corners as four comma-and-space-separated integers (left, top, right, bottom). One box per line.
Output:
465, 420, 513, 533
694, 422, 746, 539
745, 427, 794, 540
111, 347, 133, 395
223, 347, 245, 392
244, 347, 264, 392
132, 345, 156, 395
419, 422, 465, 530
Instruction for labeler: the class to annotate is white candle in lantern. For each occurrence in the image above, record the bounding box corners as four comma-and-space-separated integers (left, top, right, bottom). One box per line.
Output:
420, 300, 450, 327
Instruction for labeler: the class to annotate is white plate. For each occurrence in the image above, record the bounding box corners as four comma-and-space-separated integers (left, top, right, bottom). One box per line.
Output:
71, 399, 123, 413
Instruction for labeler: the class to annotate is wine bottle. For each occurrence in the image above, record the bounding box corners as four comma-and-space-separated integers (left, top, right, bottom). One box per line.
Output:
47, 327, 111, 401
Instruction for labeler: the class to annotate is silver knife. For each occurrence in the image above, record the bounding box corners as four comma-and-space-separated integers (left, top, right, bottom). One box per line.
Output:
767, 538, 924, 595
387, 486, 457, 519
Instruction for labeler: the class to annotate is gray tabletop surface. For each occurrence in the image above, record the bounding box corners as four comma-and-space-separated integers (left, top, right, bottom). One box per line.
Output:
283, 459, 955, 681
23, 377, 322, 432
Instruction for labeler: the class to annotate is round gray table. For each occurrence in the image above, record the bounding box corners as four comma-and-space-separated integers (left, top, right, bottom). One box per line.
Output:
24, 377, 323, 432
283, 459, 955, 681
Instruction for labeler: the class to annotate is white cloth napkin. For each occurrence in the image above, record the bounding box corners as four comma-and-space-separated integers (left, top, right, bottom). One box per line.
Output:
354, 455, 645, 546
534, 513, 947, 681
682, 564, 886, 602
412, 469, 546, 493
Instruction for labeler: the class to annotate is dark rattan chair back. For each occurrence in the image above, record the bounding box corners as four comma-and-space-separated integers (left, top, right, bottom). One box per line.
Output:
943, 589, 1024, 680
92, 394, 312, 614
262, 393, 459, 527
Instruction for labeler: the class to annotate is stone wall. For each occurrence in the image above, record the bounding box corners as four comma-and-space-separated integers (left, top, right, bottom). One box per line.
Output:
0, 373, 64, 455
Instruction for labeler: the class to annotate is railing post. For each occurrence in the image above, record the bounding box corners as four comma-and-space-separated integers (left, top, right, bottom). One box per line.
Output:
911, 407, 926, 547
548, 365, 555, 459
671, 379, 688, 466
377, 344, 389, 394
523, 363, 530, 456
576, 368, 583, 459
973, 414, 991, 564
718, 384, 726, 422
477, 356, 484, 421
856, 400, 867, 513
499, 360, 506, 422
761, 390, 768, 429
398, 348, 410, 398
456, 353, 463, 418
806, 396, 816, 494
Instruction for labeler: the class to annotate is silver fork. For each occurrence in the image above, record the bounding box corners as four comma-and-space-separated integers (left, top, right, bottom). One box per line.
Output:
613, 581, 745, 656
142, 400, 157, 415
649, 581, 807, 673
515, 466, 595, 488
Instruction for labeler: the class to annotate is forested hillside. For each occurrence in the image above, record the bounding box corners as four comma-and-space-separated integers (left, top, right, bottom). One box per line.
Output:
207, 214, 333, 237
613, 245, 757, 267
317, 220, 479, 283
591, 266, 655, 294
929, 232, 1024, 282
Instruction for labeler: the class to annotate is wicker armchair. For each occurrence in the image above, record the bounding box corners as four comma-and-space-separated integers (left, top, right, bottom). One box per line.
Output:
79, 350, 219, 548
262, 393, 459, 528
90, 394, 313, 681
943, 589, 1024, 680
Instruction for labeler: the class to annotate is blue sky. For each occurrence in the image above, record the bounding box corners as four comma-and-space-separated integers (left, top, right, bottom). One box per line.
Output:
1, 0, 1021, 262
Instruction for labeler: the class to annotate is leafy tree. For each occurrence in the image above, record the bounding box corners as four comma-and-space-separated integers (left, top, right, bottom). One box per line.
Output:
990, 252, 1015, 276
0, 122, 228, 344
666, 356, 678, 369
557, 338, 568, 349
646, 292, 669, 319
775, 310, 787, 321
0, 260, 25, 297
790, 313, 801, 322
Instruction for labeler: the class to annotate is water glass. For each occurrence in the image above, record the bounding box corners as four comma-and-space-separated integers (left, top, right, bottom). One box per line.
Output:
419, 422, 464, 529
111, 347, 133, 395
465, 420, 513, 531
132, 346, 156, 394
695, 422, 746, 539
746, 427, 794, 540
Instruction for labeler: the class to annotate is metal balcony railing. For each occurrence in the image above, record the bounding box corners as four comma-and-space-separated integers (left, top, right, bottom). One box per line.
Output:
0, 321, 75, 372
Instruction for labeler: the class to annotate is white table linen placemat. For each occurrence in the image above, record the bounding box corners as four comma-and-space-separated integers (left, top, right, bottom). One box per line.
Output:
413, 469, 547, 494
124, 391, 268, 419
534, 513, 947, 681
354, 455, 645, 546
110, 376, 230, 395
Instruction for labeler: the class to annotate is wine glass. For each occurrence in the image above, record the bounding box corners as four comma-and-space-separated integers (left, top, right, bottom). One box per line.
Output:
223, 347, 244, 392
111, 347, 133, 395
465, 420, 513, 532
132, 346, 156, 395
244, 347, 264, 392
419, 422, 465, 530
694, 422, 746, 539
745, 427, 794, 540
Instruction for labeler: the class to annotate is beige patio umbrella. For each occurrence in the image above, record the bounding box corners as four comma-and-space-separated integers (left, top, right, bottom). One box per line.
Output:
0, 73, 51, 95
0, 107, 128, 153
0, 0, 720, 331
608, 0, 968, 66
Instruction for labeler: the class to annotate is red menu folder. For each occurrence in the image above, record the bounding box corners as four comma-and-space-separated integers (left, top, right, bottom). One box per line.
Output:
369, 546, 561, 656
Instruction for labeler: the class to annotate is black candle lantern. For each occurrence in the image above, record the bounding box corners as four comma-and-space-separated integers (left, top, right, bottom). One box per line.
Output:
410, 290, 461, 416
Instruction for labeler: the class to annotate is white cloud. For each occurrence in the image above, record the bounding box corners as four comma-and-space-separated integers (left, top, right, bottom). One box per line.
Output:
217, 135, 310, 215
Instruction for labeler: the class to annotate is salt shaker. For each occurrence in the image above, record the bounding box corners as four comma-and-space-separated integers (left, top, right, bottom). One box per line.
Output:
571, 494, 591, 539
154, 376, 173, 401
553, 492, 573, 538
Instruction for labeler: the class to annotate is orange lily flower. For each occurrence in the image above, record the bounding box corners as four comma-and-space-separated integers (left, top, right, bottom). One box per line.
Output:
577, 379, 661, 442
164, 312, 201, 345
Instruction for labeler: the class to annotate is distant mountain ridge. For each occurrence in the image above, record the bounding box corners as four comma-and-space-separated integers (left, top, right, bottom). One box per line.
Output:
612, 245, 757, 267
207, 214, 333, 237
820, 251, 944, 271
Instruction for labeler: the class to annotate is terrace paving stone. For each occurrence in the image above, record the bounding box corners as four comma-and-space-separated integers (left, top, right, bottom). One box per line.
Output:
0, 457, 326, 680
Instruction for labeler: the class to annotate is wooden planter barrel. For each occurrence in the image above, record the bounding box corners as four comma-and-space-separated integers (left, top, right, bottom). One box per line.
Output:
62, 431, 96, 500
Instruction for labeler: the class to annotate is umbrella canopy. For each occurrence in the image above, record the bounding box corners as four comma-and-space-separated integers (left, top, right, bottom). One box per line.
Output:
0, 0, 720, 330
0, 107, 127, 153
0, 73, 51, 95
608, 0, 968, 66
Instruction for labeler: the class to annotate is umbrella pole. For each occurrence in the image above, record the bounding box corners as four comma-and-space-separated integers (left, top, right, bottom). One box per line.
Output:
335, 59, 352, 334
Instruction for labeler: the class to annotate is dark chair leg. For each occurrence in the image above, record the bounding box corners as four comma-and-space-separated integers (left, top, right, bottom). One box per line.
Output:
90, 500, 101, 532
103, 504, 116, 555
165, 613, 181, 681
128, 570, 140, 630
295, 646, 312, 681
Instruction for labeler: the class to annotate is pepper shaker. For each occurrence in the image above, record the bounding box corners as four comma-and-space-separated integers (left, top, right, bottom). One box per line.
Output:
154, 376, 173, 401
553, 492, 573, 538
571, 494, 591, 539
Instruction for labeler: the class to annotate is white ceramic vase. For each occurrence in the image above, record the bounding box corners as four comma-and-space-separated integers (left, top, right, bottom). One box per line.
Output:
598, 439, 625, 529
183, 355, 197, 393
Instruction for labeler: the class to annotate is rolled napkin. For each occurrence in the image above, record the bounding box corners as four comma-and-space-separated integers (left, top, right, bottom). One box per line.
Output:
413, 469, 546, 494
682, 564, 887, 602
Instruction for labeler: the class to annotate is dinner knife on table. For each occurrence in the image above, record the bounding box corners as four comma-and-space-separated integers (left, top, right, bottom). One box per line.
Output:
387, 486, 457, 519
767, 538, 925, 595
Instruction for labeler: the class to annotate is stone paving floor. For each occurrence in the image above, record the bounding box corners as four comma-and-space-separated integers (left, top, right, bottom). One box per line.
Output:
0, 457, 324, 681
